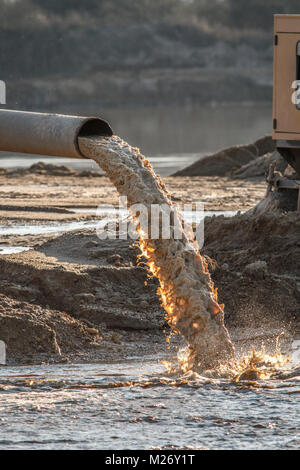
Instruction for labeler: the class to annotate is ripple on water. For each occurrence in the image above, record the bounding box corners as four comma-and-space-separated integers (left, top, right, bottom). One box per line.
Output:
0, 360, 299, 450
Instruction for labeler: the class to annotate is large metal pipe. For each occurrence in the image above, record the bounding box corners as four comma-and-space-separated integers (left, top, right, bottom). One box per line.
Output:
0, 109, 113, 159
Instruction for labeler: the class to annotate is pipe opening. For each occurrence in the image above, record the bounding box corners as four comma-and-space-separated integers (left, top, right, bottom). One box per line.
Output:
78, 118, 113, 138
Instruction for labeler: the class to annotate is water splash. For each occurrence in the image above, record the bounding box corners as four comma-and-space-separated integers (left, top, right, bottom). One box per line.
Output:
79, 135, 234, 370
78, 136, 295, 378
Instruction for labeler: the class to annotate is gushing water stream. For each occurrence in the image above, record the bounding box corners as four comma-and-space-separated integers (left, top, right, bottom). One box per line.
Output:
79, 136, 235, 371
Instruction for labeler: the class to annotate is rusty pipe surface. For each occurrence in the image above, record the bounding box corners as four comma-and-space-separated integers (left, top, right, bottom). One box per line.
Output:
0, 109, 113, 159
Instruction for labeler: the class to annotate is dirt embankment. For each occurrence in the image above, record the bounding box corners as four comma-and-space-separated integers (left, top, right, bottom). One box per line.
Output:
0, 144, 298, 364
0, 230, 169, 365
0, 210, 299, 364
1, 162, 102, 178
172, 136, 277, 177
204, 213, 300, 331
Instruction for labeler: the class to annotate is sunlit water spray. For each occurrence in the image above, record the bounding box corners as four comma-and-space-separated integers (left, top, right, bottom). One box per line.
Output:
79, 136, 292, 378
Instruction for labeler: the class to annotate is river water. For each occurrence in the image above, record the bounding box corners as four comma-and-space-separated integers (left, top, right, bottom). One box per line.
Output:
0, 209, 239, 254
0, 358, 299, 450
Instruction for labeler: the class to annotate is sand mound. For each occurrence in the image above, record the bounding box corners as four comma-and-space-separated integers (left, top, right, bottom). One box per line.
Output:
204, 212, 299, 277
0, 230, 164, 335
203, 212, 300, 331
6, 162, 101, 178
172, 135, 275, 177
233, 151, 287, 179
253, 135, 277, 156
0, 229, 170, 364
0, 292, 101, 364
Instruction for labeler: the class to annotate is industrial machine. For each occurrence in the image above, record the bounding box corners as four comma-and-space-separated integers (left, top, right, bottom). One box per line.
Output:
273, 14, 300, 211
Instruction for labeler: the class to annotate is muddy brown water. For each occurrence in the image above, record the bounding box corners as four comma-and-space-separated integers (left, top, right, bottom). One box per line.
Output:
0, 357, 300, 450
79, 135, 235, 370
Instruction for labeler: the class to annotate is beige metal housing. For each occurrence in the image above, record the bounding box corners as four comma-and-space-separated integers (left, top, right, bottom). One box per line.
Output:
273, 14, 300, 139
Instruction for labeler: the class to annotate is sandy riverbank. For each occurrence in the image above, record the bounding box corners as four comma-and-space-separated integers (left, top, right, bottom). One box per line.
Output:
0, 163, 298, 365
0, 164, 266, 213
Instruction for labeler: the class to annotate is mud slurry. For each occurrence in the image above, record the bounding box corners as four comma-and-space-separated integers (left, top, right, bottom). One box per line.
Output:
78, 136, 235, 370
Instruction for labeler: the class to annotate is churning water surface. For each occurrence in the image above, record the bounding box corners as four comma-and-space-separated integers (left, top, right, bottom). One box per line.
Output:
0, 358, 299, 450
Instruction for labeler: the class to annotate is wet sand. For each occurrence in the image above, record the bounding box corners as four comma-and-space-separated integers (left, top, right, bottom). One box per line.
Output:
0, 165, 266, 213
0, 164, 298, 365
